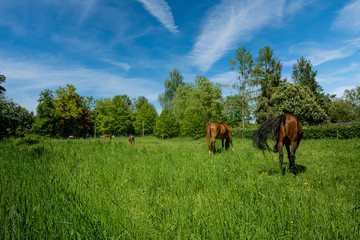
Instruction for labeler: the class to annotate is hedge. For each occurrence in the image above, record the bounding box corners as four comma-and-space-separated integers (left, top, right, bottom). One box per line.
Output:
232, 124, 360, 139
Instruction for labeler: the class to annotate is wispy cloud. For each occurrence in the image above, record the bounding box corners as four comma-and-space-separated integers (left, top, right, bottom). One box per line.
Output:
332, 0, 360, 34
190, 0, 306, 73
136, 0, 178, 34
99, 58, 131, 71
289, 38, 360, 66
0, 57, 161, 113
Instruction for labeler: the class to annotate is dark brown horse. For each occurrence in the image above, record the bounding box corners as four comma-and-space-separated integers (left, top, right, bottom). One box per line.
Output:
206, 122, 234, 155
129, 135, 135, 144
252, 114, 303, 175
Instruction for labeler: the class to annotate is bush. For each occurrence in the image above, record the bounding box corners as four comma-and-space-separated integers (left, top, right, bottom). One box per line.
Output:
303, 124, 360, 139
232, 127, 255, 139
231, 124, 360, 139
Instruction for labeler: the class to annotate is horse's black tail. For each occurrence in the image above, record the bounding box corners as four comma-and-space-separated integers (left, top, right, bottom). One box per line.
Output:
252, 115, 286, 152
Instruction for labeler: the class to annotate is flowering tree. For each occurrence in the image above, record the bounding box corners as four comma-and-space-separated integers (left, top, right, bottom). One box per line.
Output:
271, 82, 328, 125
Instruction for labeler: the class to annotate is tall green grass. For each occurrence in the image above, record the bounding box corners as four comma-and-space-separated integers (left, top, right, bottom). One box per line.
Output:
1, 136, 359, 239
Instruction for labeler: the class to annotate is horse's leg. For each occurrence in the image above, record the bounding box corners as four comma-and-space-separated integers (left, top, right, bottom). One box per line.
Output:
221, 139, 225, 151
278, 141, 285, 175
290, 142, 298, 175
230, 136, 234, 151
285, 144, 291, 169
211, 137, 216, 154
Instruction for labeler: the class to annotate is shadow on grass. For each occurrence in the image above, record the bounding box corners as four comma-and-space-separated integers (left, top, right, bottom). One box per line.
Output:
259, 164, 307, 175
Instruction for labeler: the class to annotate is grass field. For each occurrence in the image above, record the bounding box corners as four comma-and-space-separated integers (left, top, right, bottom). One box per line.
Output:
1, 136, 359, 239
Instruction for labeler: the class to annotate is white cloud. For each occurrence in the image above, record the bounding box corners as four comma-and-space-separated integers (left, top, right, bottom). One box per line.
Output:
0, 57, 161, 113
190, 0, 305, 73
136, 0, 178, 34
332, 0, 360, 34
289, 38, 360, 66
331, 85, 355, 98
209, 71, 238, 85
99, 58, 131, 71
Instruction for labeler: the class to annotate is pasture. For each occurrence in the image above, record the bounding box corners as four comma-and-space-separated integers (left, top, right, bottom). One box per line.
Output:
1, 137, 359, 239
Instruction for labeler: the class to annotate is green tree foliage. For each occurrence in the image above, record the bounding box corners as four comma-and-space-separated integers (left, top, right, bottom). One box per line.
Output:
54, 84, 89, 137
344, 85, 360, 120
0, 72, 33, 138
154, 109, 179, 138
111, 95, 134, 135
94, 98, 112, 135
158, 69, 184, 109
292, 56, 333, 115
229, 45, 254, 128
180, 110, 206, 137
272, 82, 328, 125
223, 95, 251, 128
0, 98, 33, 138
32, 89, 58, 136
292, 57, 321, 93
252, 46, 283, 123
94, 96, 134, 136
133, 96, 148, 112
133, 102, 158, 135
328, 98, 357, 123
0, 71, 6, 94
171, 76, 224, 124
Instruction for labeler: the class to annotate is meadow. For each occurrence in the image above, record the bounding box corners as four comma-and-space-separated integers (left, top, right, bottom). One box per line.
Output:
1, 136, 359, 239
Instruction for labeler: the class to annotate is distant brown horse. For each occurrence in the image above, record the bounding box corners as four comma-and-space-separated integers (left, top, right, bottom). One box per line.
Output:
252, 114, 303, 175
129, 135, 135, 144
206, 122, 234, 155
103, 134, 111, 140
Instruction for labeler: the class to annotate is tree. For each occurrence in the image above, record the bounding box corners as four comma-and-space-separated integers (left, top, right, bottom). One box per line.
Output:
291, 57, 333, 114
158, 69, 184, 109
54, 84, 85, 137
1, 98, 33, 138
133, 102, 158, 135
192, 76, 224, 123
252, 46, 283, 123
0, 71, 6, 94
154, 109, 179, 138
344, 85, 360, 120
292, 57, 321, 93
180, 110, 206, 137
171, 76, 224, 124
94, 98, 112, 135
110, 95, 134, 135
133, 96, 148, 112
32, 89, 58, 136
271, 82, 328, 125
223, 95, 251, 128
229, 45, 254, 128
328, 98, 357, 123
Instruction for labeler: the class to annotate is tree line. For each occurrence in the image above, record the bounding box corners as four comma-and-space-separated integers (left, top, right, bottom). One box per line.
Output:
1, 45, 359, 139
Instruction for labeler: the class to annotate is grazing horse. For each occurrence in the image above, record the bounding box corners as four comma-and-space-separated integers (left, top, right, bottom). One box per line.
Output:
206, 122, 234, 155
252, 114, 303, 175
129, 135, 135, 144
103, 134, 111, 140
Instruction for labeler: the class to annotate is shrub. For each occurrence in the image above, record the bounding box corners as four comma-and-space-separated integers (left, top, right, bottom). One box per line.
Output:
232, 124, 360, 139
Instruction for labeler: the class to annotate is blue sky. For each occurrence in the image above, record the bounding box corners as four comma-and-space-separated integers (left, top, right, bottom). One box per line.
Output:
0, 0, 359, 114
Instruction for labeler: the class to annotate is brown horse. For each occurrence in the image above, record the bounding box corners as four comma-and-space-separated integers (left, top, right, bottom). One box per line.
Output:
129, 135, 135, 144
103, 134, 111, 140
252, 114, 303, 175
206, 122, 234, 155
